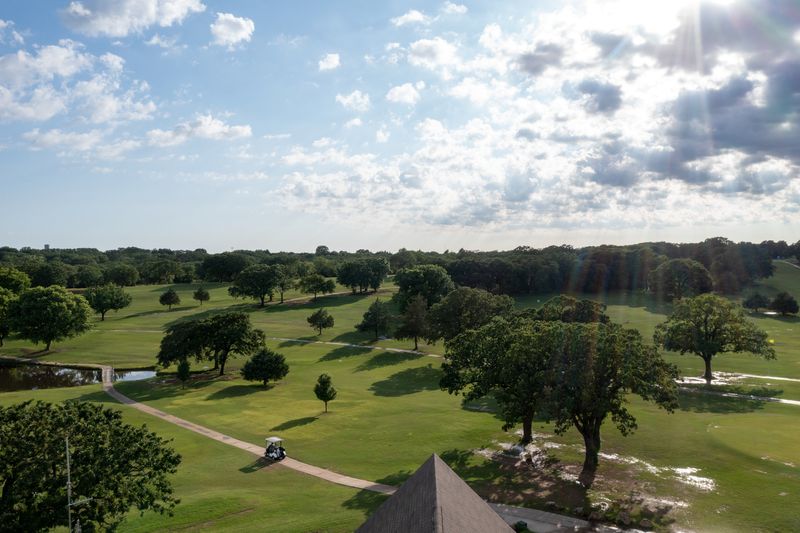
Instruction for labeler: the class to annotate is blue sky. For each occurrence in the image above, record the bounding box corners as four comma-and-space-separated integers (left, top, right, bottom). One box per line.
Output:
1, 0, 799, 252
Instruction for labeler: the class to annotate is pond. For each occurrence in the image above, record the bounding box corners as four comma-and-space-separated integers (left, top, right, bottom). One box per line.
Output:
0, 362, 156, 392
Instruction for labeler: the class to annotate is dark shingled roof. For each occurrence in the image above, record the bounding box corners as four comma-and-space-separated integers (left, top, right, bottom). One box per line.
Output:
356, 454, 513, 533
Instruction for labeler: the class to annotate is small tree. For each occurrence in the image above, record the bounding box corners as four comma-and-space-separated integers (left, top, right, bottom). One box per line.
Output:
394, 294, 428, 350
8, 286, 92, 350
159, 288, 181, 310
771, 292, 799, 316
193, 286, 210, 306
241, 348, 289, 387
655, 294, 776, 384
743, 292, 771, 313
356, 299, 392, 340
274, 265, 293, 303
84, 284, 132, 321
314, 373, 337, 413
298, 274, 336, 300
176, 359, 191, 388
307, 308, 334, 335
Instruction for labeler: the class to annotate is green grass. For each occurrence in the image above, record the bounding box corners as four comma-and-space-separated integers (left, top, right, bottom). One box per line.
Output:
0, 384, 378, 532
4, 266, 800, 531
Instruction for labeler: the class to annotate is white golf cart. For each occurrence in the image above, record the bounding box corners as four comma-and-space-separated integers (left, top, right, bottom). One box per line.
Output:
264, 436, 286, 461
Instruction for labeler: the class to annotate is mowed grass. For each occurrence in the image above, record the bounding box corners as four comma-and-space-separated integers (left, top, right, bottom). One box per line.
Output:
3, 265, 800, 531
0, 384, 377, 532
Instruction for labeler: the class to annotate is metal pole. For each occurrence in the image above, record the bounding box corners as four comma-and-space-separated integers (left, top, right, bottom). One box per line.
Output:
66, 437, 72, 533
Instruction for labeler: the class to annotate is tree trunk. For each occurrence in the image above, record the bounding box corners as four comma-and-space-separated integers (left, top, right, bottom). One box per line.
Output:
0, 336, 4, 347
703, 356, 713, 385
259, 296, 265, 307
46, 340, 52, 351
521, 414, 533, 444
414, 336, 418, 351
280, 292, 284, 304
263, 379, 268, 387
101, 311, 106, 321
269, 294, 273, 302
219, 352, 228, 376
213, 353, 219, 370
578, 425, 601, 488
324, 401, 328, 413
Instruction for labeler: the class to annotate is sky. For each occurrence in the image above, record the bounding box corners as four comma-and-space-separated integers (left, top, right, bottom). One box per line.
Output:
1, 0, 799, 253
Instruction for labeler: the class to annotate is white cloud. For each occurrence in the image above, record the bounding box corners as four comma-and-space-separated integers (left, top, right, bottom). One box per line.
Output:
318, 53, 341, 71
345, 117, 363, 128
391, 10, 430, 27
147, 114, 252, 146
22, 127, 141, 158
264, 133, 291, 140
145, 33, 187, 53
386, 82, 423, 105
61, 0, 206, 37
335, 90, 371, 112
441, 2, 468, 15
0, 19, 24, 45
376, 126, 390, 143
408, 37, 459, 71
210, 12, 254, 49
0, 85, 67, 121
0, 41, 92, 90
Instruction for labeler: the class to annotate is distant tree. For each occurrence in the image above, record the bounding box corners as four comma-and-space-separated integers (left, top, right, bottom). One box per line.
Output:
8, 286, 92, 350
771, 292, 799, 316
0, 266, 31, 294
0, 401, 181, 531
394, 264, 455, 311
274, 265, 293, 303
173, 264, 195, 284
241, 348, 289, 387
427, 287, 514, 342
743, 292, 771, 313
648, 258, 713, 301
529, 294, 609, 324
364, 257, 390, 291
655, 294, 776, 384
314, 373, 337, 412
298, 273, 336, 300
356, 299, 392, 340
198, 253, 251, 282
30, 261, 72, 287
0, 288, 16, 346
336, 261, 367, 294
229, 265, 279, 306
73, 264, 104, 288
394, 294, 429, 350
193, 286, 210, 306
104, 263, 139, 286
159, 288, 181, 310
176, 358, 191, 388
315, 245, 330, 256
84, 284, 132, 320
139, 259, 181, 284
307, 308, 334, 335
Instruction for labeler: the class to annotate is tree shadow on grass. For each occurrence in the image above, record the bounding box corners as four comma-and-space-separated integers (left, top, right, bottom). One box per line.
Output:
355, 351, 422, 372
112, 373, 218, 402
677, 388, 767, 413
239, 457, 277, 474
271, 416, 318, 431
331, 330, 381, 345
340, 470, 408, 513
205, 384, 268, 401
369, 365, 441, 396
318, 345, 372, 362
122, 306, 196, 320
277, 336, 320, 348
162, 304, 254, 327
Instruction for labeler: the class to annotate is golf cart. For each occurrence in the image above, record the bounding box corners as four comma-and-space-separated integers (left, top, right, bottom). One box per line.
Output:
265, 436, 286, 461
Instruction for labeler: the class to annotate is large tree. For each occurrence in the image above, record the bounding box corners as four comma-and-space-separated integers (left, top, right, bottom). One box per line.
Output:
298, 273, 336, 300
0, 266, 30, 294
648, 258, 713, 301
0, 288, 15, 347
8, 286, 92, 350
241, 348, 289, 387
394, 264, 455, 311
307, 308, 334, 335
73, 264, 104, 288
229, 264, 280, 306
654, 293, 776, 384
84, 284, 132, 320
159, 288, 181, 310
30, 261, 73, 287
0, 401, 181, 532
743, 292, 771, 313
427, 286, 514, 342
394, 294, 429, 350
356, 299, 392, 340
198, 252, 251, 282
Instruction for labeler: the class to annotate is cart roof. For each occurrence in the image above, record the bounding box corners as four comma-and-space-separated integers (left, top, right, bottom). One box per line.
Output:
265, 436, 283, 443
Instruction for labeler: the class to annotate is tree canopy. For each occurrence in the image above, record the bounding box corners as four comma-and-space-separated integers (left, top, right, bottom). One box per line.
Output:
193, 286, 210, 306
648, 258, 713, 301
356, 299, 392, 340
427, 287, 514, 342
298, 273, 336, 300
307, 308, 335, 335
0, 288, 15, 347
240, 348, 289, 387
197, 252, 251, 282
654, 293, 775, 384
0, 400, 181, 532
314, 373, 337, 412
84, 284, 132, 320
394, 264, 455, 311
159, 288, 181, 310
229, 264, 280, 306
336, 258, 390, 294
743, 292, 771, 313
394, 294, 429, 350
103, 263, 139, 286
8, 286, 92, 350
0, 266, 31, 294
770, 291, 799, 316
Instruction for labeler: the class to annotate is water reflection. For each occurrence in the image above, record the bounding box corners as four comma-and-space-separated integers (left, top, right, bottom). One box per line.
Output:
0, 363, 100, 392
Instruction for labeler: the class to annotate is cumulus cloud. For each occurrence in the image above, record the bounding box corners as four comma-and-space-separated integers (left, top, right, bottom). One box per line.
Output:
0, 19, 24, 45
344, 117, 362, 128
391, 10, 430, 27
408, 37, 459, 71
61, 0, 205, 37
210, 12, 254, 49
386, 82, 423, 105
23, 128, 141, 159
147, 114, 252, 146
441, 2, 468, 15
517, 43, 563, 76
335, 90, 371, 112
318, 53, 340, 71
571, 79, 623, 114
